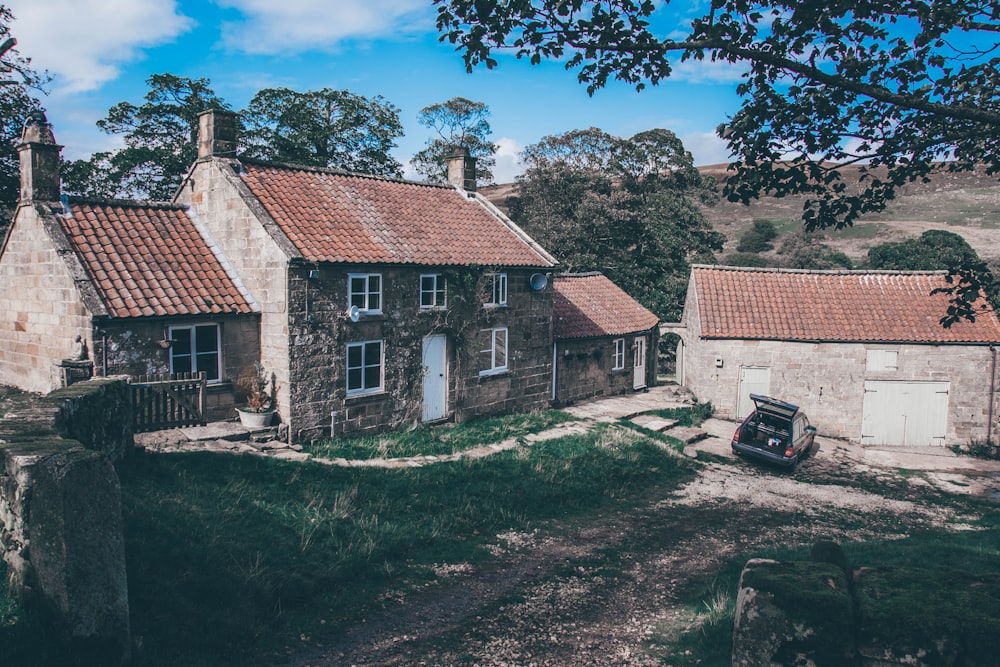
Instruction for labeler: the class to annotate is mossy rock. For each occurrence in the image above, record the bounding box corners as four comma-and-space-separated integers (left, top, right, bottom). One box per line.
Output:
855, 566, 1000, 666
733, 558, 856, 666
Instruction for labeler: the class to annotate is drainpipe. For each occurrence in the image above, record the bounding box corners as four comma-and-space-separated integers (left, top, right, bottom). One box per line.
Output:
551, 343, 558, 402
989, 345, 997, 445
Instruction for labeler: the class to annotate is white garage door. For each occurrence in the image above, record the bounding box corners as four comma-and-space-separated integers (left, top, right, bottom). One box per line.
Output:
861, 381, 949, 446
737, 366, 771, 419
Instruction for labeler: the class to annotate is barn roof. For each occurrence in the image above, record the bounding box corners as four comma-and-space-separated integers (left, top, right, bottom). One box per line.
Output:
237, 161, 556, 268
60, 200, 256, 319
553, 273, 659, 340
690, 265, 1000, 343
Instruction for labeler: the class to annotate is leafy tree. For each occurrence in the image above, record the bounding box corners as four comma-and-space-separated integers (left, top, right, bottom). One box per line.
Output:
435, 0, 1000, 324
410, 97, 497, 184
866, 229, 997, 316
736, 219, 779, 253
62, 74, 229, 200
0, 6, 47, 221
241, 88, 404, 177
509, 127, 723, 319
721, 252, 771, 268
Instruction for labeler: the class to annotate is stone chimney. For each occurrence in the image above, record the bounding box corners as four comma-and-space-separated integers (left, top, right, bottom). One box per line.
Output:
18, 110, 62, 203
197, 109, 238, 158
446, 147, 477, 192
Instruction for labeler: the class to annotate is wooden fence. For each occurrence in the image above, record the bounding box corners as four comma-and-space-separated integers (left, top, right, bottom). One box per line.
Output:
130, 372, 207, 432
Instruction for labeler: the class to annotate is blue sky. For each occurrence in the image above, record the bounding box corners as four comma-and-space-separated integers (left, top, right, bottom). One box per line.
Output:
8, 0, 743, 182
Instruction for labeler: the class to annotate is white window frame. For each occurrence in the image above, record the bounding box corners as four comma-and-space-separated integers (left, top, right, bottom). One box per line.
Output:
346, 340, 384, 396
612, 338, 626, 370
348, 273, 382, 314
168, 324, 222, 383
479, 327, 509, 376
420, 273, 446, 309
484, 272, 508, 307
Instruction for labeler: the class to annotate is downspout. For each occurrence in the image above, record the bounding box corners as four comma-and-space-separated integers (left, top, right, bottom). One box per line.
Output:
551, 342, 558, 402
989, 345, 997, 444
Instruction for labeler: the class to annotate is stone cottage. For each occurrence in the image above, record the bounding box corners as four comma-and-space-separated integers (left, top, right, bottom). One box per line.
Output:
0, 112, 260, 421
552, 272, 659, 405
675, 265, 1000, 446
177, 110, 558, 441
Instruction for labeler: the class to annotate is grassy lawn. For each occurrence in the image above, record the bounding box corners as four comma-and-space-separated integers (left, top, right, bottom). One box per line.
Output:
0, 412, 694, 666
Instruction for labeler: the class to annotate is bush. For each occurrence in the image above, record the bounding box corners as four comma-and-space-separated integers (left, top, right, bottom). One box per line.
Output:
736, 219, 779, 253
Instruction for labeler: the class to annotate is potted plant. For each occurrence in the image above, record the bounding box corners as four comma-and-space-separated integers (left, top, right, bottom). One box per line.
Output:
236, 362, 275, 427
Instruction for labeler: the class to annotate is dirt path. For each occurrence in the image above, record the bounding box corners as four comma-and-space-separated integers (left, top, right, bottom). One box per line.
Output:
287, 446, 990, 667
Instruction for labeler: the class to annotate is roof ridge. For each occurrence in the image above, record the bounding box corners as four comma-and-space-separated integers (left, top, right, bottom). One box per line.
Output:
556, 271, 603, 278
691, 264, 949, 277
68, 196, 187, 210
237, 157, 454, 189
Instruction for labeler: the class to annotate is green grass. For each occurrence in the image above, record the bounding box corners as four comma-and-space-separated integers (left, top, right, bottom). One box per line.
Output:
106, 421, 692, 666
648, 402, 713, 427
662, 509, 1000, 666
307, 409, 577, 459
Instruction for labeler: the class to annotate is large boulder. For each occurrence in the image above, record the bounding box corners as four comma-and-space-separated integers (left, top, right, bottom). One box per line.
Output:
732, 557, 857, 666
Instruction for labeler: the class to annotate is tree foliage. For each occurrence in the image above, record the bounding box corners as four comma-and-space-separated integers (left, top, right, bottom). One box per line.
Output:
241, 87, 404, 177
410, 97, 497, 184
435, 0, 1000, 323
866, 230, 998, 317
63, 74, 229, 200
0, 6, 47, 221
736, 219, 778, 253
509, 127, 723, 320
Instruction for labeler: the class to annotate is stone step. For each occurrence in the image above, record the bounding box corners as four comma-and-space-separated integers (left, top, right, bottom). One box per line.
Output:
629, 414, 680, 432
664, 426, 708, 444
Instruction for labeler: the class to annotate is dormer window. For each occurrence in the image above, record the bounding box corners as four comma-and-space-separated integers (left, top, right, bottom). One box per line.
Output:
484, 272, 507, 307
349, 273, 382, 314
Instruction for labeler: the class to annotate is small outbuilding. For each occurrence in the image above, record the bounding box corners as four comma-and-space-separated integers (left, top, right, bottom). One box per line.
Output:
675, 265, 1000, 446
551, 272, 659, 405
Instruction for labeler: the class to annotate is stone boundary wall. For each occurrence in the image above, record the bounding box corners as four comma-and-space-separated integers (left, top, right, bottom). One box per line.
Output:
0, 378, 131, 663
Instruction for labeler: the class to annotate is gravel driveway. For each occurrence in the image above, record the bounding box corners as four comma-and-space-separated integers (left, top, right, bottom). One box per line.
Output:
287, 422, 999, 667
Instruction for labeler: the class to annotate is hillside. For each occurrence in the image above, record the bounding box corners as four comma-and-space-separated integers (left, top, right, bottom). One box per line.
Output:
481, 166, 1000, 266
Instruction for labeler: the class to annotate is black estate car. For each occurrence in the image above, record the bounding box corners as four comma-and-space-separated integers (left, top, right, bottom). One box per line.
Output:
731, 394, 816, 469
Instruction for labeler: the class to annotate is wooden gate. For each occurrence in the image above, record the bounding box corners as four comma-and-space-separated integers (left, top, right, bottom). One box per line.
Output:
130, 372, 207, 432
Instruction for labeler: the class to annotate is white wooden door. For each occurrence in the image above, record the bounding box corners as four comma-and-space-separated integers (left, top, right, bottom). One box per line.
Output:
633, 337, 647, 389
422, 334, 448, 422
737, 366, 771, 419
861, 380, 949, 446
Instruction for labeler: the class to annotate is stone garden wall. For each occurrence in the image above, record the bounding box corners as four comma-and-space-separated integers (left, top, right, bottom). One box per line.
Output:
0, 378, 131, 663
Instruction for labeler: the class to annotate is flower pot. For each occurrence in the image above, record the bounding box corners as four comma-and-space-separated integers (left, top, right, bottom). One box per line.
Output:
237, 409, 274, 428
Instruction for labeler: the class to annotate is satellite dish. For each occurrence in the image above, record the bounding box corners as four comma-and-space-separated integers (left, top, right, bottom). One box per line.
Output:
529, 273, 548, 291
347, 305, 361, 322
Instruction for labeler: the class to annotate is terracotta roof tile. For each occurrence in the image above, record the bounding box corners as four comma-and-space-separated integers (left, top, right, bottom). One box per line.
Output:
692, 266, 1000, 343
61, 201, 256, 319
238, 162, 555, 267
553, 273, 659, 340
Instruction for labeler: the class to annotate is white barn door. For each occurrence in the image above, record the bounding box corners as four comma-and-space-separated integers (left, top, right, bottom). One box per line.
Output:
737, 366, 771, 419
422, 334, 448, 422
861, 380, 949, 446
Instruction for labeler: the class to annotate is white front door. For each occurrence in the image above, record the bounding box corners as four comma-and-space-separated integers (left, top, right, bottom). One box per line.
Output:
737, 366, 771, 419
633, 337, 647, 390
422, 334, 448, 422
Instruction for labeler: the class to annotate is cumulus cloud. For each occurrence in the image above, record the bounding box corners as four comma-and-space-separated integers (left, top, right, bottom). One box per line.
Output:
7, 0, 192, 93
216, 0, 432, 54
492, 137, 524, 184
670, 57, 748, 85
682, 130, 733, 167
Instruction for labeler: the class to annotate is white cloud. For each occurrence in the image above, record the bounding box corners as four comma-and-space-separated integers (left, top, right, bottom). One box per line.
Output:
216, 0, 432, 54
670, 57, 748, 85
7, 0, 192, 93
682, 131, 733, 167
491, 137, 524, 184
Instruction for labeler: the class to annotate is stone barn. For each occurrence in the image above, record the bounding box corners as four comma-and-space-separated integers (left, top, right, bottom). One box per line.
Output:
552, 272, 659, 405
675, 265, 1000, 446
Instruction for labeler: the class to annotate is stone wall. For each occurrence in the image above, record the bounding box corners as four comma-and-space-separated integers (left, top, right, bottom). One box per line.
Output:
554, 332, 657, 405
0, 204, 94, 393
0, 379, 130, 663
283, 264, 554, 441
